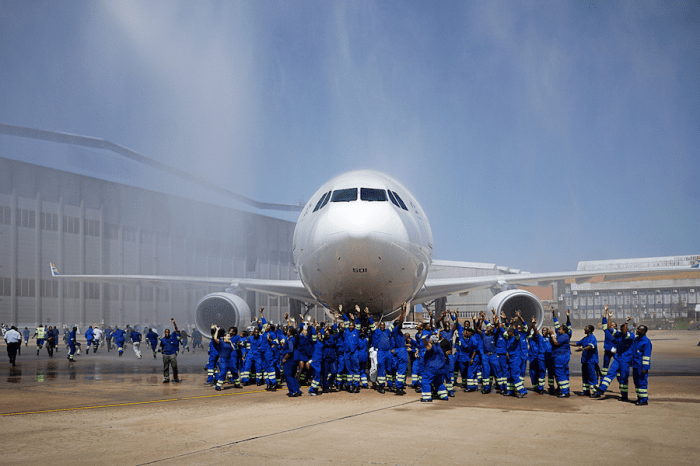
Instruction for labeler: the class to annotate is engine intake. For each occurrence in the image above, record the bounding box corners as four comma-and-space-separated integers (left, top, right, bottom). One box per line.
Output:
195, 293, 252, 338
486, 289, 544, 329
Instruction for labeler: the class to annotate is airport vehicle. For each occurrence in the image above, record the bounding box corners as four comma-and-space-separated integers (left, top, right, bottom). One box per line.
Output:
402, 322, 417, 330
50, 171, 700, 337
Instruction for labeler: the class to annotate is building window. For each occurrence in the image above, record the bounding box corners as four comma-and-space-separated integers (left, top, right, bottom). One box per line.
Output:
104, 284, 119, 300
40, 212, 59, 231
124, 285, 137, 301
83, 218, 100, 237
0, 277, 11, 296
140, 286, 154, 302
16, 278, 36, 297
1, 206, 11, 225
140, 230, 153, 244
123, 228, 136, 242
16, 208, 36, 228
157, 288, 170, 303
103, 223, 119, 240
63, 216, 80, 234
84, 282, 100, 299
40, 279, 59, 298
63, 281, 80, 299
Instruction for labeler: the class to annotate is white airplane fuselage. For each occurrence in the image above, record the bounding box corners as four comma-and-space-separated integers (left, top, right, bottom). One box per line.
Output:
293, 170, 433, 316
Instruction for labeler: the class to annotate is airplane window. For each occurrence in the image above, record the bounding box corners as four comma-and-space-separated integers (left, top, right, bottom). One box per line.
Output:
391, 191, 408, 211
331, 188, 358, 202
312, 191, 330, 212
387, 190, 400, 208
319, 190, 332, 209
360, 188, 387, 202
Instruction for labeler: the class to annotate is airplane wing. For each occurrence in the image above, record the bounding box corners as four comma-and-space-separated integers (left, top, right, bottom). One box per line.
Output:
49, 263, 316, 303
413, 264, 700, 304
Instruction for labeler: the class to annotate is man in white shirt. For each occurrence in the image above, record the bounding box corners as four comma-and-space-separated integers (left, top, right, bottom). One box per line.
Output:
92, 327, 104, 352
4, 325, 22, 366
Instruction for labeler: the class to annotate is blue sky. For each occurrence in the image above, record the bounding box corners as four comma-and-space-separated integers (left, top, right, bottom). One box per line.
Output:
1, 0, 698, 272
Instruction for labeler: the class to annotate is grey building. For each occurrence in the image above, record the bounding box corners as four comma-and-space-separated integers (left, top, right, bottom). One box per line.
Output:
0, 156, 297, 329
566, 255, 700, 324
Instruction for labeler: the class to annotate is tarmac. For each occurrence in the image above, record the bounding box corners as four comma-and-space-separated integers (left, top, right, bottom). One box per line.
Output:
1, 330, 699, 465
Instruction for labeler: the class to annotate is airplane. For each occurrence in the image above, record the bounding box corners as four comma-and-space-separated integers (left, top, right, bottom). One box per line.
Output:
50, 169, 700, 336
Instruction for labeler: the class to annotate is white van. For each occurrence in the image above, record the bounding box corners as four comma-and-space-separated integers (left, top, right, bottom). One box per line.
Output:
402, 321, 417, 330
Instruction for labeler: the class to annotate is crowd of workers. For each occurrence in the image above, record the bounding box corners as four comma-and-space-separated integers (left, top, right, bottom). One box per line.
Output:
2, 302, 652, 405
201, 303, 652, 405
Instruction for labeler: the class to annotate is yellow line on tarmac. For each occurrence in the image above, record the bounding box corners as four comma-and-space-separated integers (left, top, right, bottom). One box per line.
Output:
0, 389, 265, 417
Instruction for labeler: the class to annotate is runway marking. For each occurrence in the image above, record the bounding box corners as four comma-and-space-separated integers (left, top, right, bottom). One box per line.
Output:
0, 388, 266, 417
135, 399, 420, 466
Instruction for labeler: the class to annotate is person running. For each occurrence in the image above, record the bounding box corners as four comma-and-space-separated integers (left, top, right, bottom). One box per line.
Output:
131, 327, 142, 358
92, 326, 103, 353
146, 328, 159, 358
45, 326, 56, 357
4, 326, 22, 366
113, 326, 126, 357
67, 326, 78, 361
85, 326, 94, 354
33, 324, 46, 356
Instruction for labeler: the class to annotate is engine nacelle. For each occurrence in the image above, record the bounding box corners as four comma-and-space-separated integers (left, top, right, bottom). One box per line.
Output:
486, 289, 544, 329
195, 293, 252, 338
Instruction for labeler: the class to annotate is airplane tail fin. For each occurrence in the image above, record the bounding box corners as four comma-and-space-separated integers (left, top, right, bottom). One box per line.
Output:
50, 263, 61, 276
692, 257, 700, 269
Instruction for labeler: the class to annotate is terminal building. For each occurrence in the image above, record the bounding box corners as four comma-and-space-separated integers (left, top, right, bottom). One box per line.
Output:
1, 130, 698, 329
0, 154, 298, 329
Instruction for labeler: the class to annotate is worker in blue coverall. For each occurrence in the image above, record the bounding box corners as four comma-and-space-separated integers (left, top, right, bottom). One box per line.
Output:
112, 326, 126, 357
281, 326, 302, 397
601, 305, 617, 378
504, 324, 527, 398
464, 325, 483, 392
146, 328, 159, 358
67, 326, 77, 361
572, 324, 599, 396
591, 316, 634, 401
357, 330, 370, 389
419, 333, 448, 402
369, 312, 393, 394
308, 322, 326, 396
205, 324, 220, 385
212, 326, 236, 391
227, 327, 242, 387
241, 325, 263, 385
476, 318, 498, 394
160, 318, 181, 383
494, 313, 509, 394
339, 306, 362, 393
550, 309, 571, 397
85, 326, 94, 354
527, 316, 545, 394
631, 324, 652, 406
390, 304, 409, 394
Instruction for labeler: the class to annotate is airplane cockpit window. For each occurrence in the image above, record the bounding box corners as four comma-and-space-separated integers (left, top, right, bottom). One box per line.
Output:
319, 190, 332, 209
390, 190, 408, 211
313, 191, 332, 212
331, 188, 358, 202
387, 190, 400, 208
360, 188, 387, 202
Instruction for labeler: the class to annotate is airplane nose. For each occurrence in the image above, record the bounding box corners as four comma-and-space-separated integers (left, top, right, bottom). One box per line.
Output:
315, 202, 407, 243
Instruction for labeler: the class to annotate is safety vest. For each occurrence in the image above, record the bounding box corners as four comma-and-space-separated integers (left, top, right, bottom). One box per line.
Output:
36, 327, 45, 339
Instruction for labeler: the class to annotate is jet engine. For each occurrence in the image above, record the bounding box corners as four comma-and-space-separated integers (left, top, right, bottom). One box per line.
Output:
486, 289, 545, 329
195, 292, 252, 338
